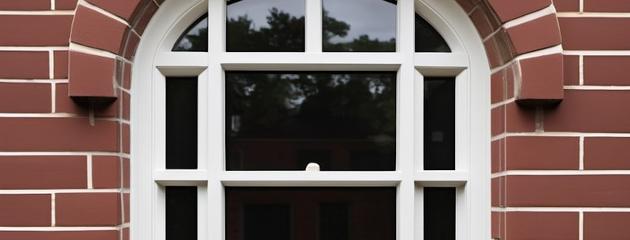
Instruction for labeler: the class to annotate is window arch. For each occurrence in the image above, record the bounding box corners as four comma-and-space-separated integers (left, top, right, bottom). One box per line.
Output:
132, 0, 490, 240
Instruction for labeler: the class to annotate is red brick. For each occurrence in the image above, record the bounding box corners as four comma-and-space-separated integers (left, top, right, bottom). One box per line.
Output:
559, 17, 630, 50
0, 156, 86, 189
518, 54, 564, 102
505, 102, 536, 132
491, 70, 505, 104
123, 228, 129, 240
488, 0, 550, 22
0, 15, 72, 46
123, 193, 130, 223
71, 6, 128, 54
122, 123, 130, 153
544, 90, 630, 132
123, 158, 130, 188
56, 193, 121, 226
0, 83, 51, 113
85, 0, 143, 21
92, 156, 121, 189
491, 139, 503, 173
0, 231, 119, 240
55, 83, 119, 117
584, 212, 630, 240
505, 212, 579, 240
0, 194, 51, 226
563, 55, 579, 85
491, 212, 505, 239
0, 51, 49, 79
491, 105, 505, 136
507, 14, 562, 55
585, 137, 630, 170
55, 0, 78, 10
506, 175, 630, 207
54, 51, 68, 79
68, 51, 117, 99
553, 0, 579, 11
484, 29, 515, 68
470, 6, 497, 39
584, 56, 630, 86
122, 91, 130, 120
131, 1, 158, 35
492, 177, 504, 206
585, 0, 630, 12
123, 29, 141, 60
123, 62, 132, 90
0, 118, 118, 151
456, 0, 477, 13
0, 0, 50, 10
506, 136, 579, 170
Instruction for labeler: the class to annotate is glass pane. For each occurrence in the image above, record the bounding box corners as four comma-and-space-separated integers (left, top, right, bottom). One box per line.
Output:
166, 77, 198, 169
166, 187, 197, 240
323, 0, 396, 52
424, 77, 455, 170
225, 72, 396, 171
173, 14, 208, 52
415, 14, 451, 52
225, 187, 396, 240
227, 0, 305, 52
424, 187, 456, 240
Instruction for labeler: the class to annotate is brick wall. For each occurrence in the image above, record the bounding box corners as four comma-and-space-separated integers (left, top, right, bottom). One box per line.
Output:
0, 1, 135, 239
0, 0, 629, 239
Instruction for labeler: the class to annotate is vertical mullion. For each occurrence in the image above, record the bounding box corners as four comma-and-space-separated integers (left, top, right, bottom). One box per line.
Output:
398, 1, 416, 240
305, 0, 322, 53
208, 1, 226, 240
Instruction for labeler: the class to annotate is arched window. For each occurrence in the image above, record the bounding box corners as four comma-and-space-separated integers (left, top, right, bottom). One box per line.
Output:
132, 0, 491, 240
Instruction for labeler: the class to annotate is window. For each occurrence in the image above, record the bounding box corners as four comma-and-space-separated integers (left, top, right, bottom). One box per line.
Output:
132, 0, 491, 240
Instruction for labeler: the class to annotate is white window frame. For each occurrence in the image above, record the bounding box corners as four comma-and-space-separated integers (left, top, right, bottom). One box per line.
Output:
131, 0, 491, 240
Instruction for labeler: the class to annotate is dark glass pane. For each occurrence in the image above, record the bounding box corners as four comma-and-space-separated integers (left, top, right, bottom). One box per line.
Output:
323, 0, 396, 52
227, 0, 305, 52
424, 77, 455, 170
226, 72, 396, 171
415, 15, 451, 52
320, 203, 349, 240
244, 204, 291, 240
173, 14, 208, 52
424, 188, 456, 240
166, 187, 197, 240
166, 77, 198, 169
225, 188, 396, 240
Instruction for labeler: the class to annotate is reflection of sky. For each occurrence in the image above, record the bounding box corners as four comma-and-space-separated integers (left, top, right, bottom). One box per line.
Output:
227, 0, 305, 30
175, 17, 207, 50
324, 0, 397, 43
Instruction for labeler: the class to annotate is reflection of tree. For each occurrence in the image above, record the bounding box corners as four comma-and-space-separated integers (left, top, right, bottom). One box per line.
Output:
227, 72, 396, 140
323, 10, 395, 52
227, 8, 305, 51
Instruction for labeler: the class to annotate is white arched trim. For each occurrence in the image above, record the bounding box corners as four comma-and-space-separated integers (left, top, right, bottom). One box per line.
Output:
131, 0, 490, 239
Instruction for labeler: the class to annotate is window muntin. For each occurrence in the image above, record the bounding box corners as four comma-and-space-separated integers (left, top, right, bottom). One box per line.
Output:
225, 72, 396, 171
226, 0, 305, 52
138, 0, 490, 240
322, 0, 397, 52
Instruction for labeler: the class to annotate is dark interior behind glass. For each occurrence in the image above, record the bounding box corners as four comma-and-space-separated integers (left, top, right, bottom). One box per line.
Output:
424, 77, 455, 170
226, 187, 396, 240
166, 77, 198, 169
226, 72, 396, 171
166, 187, 197, 240
424, 187, 456, 240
